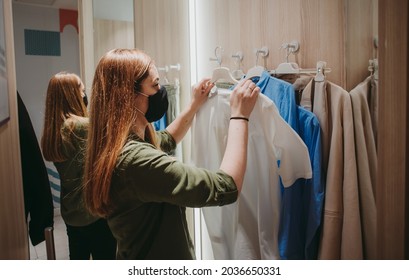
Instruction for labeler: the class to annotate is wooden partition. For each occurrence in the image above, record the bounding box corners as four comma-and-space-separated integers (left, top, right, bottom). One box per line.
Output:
0, 0, 28, 260
133, 0, 193, 250
346, 0, 378, 91
377, 0, 409, 259
93, 19, 135, 68
134, 0, 191, 161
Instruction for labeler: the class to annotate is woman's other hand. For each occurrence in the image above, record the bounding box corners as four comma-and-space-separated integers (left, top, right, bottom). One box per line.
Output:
191, 78, 214, 111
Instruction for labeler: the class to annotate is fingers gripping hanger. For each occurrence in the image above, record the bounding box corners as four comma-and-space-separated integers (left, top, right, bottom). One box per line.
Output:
210, 46, 239, 84
245, 46, 269, 79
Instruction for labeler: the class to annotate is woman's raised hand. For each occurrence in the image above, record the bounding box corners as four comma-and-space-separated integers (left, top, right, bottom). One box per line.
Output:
229, 79, 259, 119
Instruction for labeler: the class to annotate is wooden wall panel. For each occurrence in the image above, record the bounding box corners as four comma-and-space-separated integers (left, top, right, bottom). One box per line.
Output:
78, 0, 95, 93
0, 0, 28, 260
134, 0, 190, 93
377, 0, 409, 260
134, 0, 190, 161
93, 19, 135, 68
346, 0, 378, 91
194, 0, 376, 91
134, 0, 194, 247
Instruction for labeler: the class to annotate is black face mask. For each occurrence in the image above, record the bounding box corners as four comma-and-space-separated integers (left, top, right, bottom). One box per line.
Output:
144, 86, 168, 122
82, 93, 88, 107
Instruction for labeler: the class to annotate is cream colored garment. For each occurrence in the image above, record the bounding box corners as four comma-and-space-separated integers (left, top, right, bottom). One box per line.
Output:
349, 76, 377, 259
301, 79, 362, 259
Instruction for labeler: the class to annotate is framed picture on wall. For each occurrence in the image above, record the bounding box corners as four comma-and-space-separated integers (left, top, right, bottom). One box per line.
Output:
0, 0, 10, 127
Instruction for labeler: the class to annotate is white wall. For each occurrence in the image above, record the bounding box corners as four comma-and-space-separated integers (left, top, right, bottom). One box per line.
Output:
93, 0, 133, 21
13, 3, 80, 142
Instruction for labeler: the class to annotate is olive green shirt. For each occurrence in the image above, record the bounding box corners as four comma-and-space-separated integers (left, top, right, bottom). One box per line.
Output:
109, 130, 238, 259
54, 118, 99, 226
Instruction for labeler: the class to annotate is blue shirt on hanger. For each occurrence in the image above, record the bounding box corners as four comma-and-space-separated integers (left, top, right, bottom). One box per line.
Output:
256, 71, 324, 259
153, 114, 167, 131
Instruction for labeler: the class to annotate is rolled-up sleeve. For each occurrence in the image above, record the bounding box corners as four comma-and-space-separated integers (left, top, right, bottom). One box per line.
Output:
156, 130, 176, 154
115, 140, 238, 208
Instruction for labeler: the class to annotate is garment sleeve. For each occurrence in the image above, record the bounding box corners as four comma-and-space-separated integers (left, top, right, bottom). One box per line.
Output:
17, 92, 54, 246
156, 129, 176, 154
117, 141, 238, 207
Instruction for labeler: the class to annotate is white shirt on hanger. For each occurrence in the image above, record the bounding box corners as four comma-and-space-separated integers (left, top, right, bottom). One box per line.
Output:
191, 88, 312, 259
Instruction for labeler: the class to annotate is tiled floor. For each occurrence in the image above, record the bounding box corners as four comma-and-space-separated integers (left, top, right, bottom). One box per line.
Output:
29, 208, 69, 260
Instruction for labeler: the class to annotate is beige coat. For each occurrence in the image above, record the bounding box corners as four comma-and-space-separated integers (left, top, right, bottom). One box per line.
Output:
301, 79, 362, 259
349, 76, 377, 259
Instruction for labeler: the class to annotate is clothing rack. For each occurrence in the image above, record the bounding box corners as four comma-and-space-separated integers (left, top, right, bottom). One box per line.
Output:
269, 61, 332, 82
209, 43, 332, 83
266, 41, 331, 81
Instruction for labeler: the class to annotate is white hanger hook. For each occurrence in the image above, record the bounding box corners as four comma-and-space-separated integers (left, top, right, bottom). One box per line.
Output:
209, 46, 223, 67
215, 46, 223, 66
254, 46, 269, 66
280, 41, 299, 62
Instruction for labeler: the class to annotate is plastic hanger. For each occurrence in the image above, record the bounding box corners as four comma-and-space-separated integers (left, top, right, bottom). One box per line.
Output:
271, 62, 300, 75
210, 67, 239, 84
368, 38, 379, 80
368, 59, 378, 80
209, 46, 239, 84
314, 61, 328, 82
245, 65, 266, 79
231, 51, 245, 80
269, 62, 331, 80
268, 41, 331, 81
245, 46, 269, 79
270, 41, 301, 75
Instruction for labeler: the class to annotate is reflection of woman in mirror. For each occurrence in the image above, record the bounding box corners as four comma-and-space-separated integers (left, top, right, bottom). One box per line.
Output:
41, 72, 117, 260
